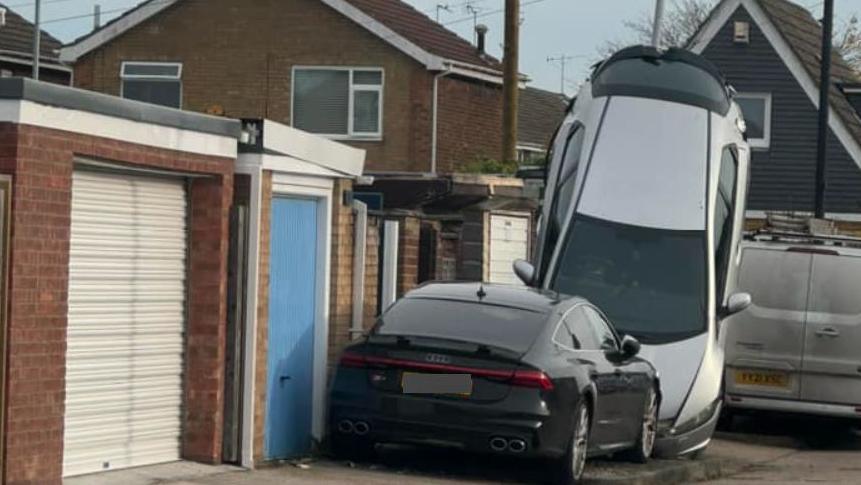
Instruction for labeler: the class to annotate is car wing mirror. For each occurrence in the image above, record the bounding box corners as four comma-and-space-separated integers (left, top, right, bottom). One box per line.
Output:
719, 292, 752, 319
620, 335, 641, 359
513, 259, 536, 286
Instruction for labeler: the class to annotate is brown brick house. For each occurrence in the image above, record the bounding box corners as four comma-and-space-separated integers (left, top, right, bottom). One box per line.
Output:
60, 0, 505, 175
0, 2, 71, 84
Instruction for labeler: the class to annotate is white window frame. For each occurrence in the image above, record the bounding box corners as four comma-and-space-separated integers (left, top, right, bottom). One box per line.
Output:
735, 92, 771, 149
291, 66, 384, 141
120, 61, 183, 109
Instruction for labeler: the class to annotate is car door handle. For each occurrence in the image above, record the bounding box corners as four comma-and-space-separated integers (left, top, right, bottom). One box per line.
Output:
815, 327, 840, 338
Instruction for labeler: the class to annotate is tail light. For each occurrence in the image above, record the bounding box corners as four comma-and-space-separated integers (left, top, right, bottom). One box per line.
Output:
511, 370, 554, 391
339, 351, 554, 390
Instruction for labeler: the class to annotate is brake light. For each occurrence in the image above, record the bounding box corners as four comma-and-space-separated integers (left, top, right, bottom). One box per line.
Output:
511, 370, 554, 391
339, 352, 368, 368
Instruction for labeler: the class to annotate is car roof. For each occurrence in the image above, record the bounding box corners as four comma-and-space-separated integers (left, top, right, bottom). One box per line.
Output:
403, 282, 573, 314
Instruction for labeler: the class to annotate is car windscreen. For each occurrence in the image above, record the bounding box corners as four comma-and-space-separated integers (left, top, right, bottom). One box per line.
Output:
551, 215, 707, 343
592, 57, 730, 114
373, 298, 548, 354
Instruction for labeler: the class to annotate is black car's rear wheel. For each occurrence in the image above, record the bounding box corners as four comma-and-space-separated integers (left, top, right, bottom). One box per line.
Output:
553, 401, 591, 485
330, 434, 375, 461
622, 386, 658, 463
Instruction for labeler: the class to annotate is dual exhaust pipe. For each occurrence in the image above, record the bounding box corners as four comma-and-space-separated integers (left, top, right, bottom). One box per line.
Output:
489, 436, 527, 453
337, 419, 370, 436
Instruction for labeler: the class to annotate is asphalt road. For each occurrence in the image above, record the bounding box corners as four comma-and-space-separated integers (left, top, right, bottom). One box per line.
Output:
706, 413, 861, 484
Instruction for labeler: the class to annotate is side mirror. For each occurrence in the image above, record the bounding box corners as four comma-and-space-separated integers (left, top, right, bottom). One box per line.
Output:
513, 259, 536, 285
720, 292, 752, 319
620, 335, 641, 359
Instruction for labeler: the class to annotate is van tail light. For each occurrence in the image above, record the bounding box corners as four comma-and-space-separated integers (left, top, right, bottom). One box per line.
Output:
511, 370, 555, 391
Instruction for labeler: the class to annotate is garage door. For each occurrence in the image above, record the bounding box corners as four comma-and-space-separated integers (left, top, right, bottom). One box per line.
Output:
64, 171, 187, 477
488, 214, 529, 285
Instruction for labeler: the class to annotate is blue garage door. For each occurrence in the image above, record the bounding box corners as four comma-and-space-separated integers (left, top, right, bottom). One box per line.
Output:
265, 197, 318, 459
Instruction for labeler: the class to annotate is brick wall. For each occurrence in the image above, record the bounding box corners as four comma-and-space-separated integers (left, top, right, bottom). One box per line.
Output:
0, 123, 233, 485
71, 0, 435, 173
397, 215, 421, 297
327, 179, 355, 376
364, 216, 381, 327
436, 76, 504, 173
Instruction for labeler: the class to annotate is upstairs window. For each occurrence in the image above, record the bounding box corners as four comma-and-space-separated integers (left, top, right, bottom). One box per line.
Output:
293, 67, 383, 139
735, 93, 771, 149
121, 62, 182, 109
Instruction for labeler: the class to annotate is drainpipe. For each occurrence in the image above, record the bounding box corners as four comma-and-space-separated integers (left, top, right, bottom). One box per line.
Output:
431, 66, 452, 174
350, 200, 368, 340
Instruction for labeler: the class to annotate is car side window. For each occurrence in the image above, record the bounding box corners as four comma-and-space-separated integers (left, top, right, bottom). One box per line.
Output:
553, 307, 601, 351
582, 306, 619, 351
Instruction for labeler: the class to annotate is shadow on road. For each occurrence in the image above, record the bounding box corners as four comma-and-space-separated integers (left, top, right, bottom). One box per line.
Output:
719, 412, 861, 451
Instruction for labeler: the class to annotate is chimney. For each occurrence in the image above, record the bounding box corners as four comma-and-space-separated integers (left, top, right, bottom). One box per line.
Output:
94, 5, 101, 30
476, 24, 488, 55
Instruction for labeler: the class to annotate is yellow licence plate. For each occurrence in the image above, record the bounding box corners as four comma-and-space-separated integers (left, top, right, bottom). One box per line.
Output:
735, 370, 789, 388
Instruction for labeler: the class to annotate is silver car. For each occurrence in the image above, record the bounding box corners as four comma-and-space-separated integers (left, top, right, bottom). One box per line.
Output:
723, 232, 861, 422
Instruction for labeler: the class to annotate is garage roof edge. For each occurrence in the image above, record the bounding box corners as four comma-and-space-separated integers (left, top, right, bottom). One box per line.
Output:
0, 77, 241, 138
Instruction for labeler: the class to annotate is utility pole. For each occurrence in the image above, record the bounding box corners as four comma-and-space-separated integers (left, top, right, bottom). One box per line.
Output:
502, 0, 519, 162
547, 55, 573, 95
814, 0, 834, 218
651, 0, 666, 47
31, 0, 41, 80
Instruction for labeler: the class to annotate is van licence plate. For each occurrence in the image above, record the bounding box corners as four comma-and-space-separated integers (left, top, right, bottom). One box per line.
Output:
401, 372, 472, 396
734, 370, 789, 388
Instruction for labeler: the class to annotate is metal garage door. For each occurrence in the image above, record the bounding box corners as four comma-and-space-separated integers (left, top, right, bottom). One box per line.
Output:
488, 214, 529, 285
64, 170, 187, 477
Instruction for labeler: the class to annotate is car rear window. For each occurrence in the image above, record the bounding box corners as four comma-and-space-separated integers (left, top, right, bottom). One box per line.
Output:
374, 298, 548, 354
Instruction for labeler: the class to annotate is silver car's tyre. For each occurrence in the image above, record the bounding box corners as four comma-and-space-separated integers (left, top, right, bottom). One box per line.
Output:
554, 402, 591, 484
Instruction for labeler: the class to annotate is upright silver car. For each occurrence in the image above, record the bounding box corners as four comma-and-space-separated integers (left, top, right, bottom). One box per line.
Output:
723, 231, 861, 422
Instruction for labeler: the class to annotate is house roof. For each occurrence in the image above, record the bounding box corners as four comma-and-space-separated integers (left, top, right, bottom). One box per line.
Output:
344, 0, 501, 71
60, 0, 502, 80
517, 86, 568, 150
689, 0, 861, 168
0, 2, 63, 61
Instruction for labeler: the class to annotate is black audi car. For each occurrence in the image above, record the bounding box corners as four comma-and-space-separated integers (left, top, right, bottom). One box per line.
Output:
328, 283, 660, 483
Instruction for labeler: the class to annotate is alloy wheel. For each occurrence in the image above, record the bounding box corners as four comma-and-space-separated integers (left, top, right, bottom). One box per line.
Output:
572, 404, 590, 480
641, 389, 658, 458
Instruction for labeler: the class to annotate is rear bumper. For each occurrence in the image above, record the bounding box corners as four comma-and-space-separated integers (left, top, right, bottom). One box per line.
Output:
725, 394, 861, 420
329, 392, 568, 459
653, 401, 721, 457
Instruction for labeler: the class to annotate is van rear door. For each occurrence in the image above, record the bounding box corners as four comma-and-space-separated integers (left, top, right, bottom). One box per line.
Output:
725, 247, 811, 400
800, 252, 861, 406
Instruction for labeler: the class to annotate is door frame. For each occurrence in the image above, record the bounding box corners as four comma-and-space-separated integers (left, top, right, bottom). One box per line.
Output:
269, 174, 333, 447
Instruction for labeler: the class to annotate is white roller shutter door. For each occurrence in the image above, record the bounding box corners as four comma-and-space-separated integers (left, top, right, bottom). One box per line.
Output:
64, 170, 187, 477
488, 214, 530, 285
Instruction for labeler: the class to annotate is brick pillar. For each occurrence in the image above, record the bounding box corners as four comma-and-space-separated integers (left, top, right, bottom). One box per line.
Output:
183, 174, 233, 463
253, 171, 272, 464
4, 126, 72, 485
397, 216, 421, 296
363, 216, 381, 327
327, 179, 354, 371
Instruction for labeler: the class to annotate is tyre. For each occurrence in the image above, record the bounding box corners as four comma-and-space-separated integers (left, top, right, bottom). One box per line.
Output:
621, 386, 658, 463
553, 401, 591, 485
329, 434, 375, 461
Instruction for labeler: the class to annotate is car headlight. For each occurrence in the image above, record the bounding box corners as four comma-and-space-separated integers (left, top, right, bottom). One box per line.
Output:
669, 399, 720, 436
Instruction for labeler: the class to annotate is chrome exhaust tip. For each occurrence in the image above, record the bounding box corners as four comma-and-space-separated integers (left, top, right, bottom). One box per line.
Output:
489, 437, 509, 452
337, 419, 355, 434
508, 439, 527, 453
353, 421, 371, 436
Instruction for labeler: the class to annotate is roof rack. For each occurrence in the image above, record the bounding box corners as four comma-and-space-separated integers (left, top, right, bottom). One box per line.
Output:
746, 228, 861, 250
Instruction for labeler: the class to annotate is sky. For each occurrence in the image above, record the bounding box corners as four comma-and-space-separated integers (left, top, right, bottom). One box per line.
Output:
12, 0, 861, 96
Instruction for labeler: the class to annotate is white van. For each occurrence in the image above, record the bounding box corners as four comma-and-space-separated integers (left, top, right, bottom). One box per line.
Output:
514, 46, 752, 457
724, 231, 861, 422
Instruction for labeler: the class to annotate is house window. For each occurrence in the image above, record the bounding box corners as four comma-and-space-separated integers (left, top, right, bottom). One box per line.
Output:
735, 93, 771, 149
121, 62, 182, 109
292, 67, 383, 139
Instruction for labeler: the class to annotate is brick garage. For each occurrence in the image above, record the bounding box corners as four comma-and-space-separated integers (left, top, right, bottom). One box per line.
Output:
0, 79, 240, 485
